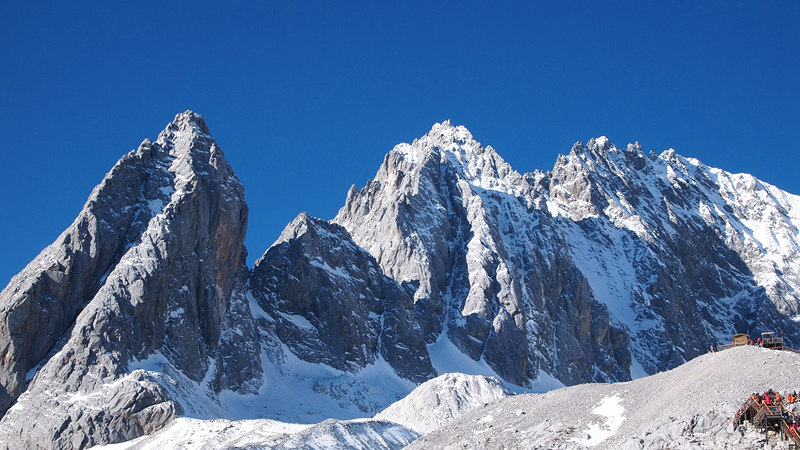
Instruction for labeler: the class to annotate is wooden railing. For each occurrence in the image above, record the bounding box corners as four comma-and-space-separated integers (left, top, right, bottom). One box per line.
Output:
735, 396, 800, 447
780, 419, 800, 448
753, 405, 768, 428
733, 399, 752, 427
714, 339, 797, 353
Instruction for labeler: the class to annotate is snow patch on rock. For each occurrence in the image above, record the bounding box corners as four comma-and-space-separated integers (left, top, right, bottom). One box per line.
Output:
572, 395, 625, 446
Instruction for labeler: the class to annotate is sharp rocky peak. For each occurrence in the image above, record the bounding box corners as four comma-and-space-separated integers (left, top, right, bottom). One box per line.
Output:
149, 110, 223, 162
389, 120, 481, 167
385, 121, 524, 196
0, 111, 249, 447
268, 212, 352, 253
551, 137, 656, 206
566, 136, 647, 168
275, 211, 316, 244
162, 110, 211, 139
565, 136, 710, 182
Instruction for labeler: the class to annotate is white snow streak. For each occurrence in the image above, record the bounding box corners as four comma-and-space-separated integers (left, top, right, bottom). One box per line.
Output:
573, 395, 626, 447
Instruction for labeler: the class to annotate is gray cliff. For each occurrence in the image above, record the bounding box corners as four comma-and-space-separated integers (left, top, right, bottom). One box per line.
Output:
250, 213, 434, 383
0, 112, 248, 448
333, 123, 632, 386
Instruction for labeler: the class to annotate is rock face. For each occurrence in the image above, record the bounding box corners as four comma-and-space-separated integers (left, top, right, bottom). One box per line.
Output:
540, 139, 800, 375
0, 112, 249, 448
249, 213, 434, 382
335, 124, 800, 384
1, 115, 799, 448
333, 124, 633, 386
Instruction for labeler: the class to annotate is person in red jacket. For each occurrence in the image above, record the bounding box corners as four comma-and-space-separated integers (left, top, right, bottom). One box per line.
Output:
763, 393, 772, 405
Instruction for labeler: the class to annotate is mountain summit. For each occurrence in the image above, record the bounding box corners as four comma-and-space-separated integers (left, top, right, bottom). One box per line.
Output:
0, 111, 249, 447
0, 114, 798, 448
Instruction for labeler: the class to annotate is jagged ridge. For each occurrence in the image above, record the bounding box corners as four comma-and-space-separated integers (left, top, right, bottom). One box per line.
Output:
0, 114, 798, 449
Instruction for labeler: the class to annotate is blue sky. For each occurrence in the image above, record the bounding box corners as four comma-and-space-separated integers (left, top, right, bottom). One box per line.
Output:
1, 1, 798, 286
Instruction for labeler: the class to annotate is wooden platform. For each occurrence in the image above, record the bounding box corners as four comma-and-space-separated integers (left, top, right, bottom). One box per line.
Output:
733, 396, 800, 448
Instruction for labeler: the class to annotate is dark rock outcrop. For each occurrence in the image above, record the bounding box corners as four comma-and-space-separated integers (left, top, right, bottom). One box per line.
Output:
250, 213, 434, 382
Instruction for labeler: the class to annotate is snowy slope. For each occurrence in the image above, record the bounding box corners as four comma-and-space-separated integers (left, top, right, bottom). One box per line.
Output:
93, 373, 510, 449
374, 373, 512, 433
545, 139, 800, 376
94, 417, 418, 450
98, 347, 800, 449
410, 346, 800, 449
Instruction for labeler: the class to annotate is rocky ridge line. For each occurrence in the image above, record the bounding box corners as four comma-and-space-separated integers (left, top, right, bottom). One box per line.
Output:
0, 115, 799, 448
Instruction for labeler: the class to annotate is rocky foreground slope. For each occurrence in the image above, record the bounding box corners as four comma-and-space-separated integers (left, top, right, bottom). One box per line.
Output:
1, 112, 799, 448
410, 346, 800, 449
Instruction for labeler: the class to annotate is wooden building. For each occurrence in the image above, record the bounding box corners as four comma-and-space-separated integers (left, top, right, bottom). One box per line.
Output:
732, 333, 750, 346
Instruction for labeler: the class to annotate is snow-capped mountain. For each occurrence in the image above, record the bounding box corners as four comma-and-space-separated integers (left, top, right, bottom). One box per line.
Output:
335, 120, 800, 384
0, 113, 249, 447
0, 112, 798, 448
